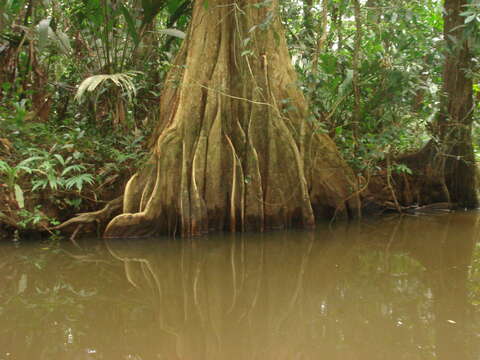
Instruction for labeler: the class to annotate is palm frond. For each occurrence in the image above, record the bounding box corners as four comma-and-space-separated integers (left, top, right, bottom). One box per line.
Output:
75, 71, 142, 102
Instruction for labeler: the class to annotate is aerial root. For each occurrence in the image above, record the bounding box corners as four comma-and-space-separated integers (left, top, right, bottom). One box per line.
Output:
53, 196, 123, 239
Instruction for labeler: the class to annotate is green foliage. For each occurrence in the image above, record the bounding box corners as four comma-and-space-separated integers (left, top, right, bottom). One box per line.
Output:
281, 0, 445, 172
0, 99, 148, 229
1, 0, 480, 232
0, 0, 189, 231
17, 206, 58, 229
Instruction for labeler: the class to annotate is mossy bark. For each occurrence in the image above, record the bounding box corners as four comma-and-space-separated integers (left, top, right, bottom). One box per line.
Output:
105, 0, 358, 238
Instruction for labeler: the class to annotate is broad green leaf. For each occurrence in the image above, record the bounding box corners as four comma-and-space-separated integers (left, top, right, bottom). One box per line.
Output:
86, 0, 103, 26
142, 0, 164, 25
167, 0, 183, 13
7, 0, 25, 14
119, 3, 140, 45
320, 54, 338, 74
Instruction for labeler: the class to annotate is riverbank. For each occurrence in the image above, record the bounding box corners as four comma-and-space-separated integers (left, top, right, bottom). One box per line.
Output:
0, 117, 147, 239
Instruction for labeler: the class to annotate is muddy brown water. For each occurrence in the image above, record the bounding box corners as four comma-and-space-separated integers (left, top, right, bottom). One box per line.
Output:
1, 212, 480, 360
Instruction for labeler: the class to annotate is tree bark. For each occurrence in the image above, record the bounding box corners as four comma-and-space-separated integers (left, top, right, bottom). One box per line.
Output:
433, 0, 478, 208
351, 0, 362, 151
104, 0, 359, 238
389, 0, 478, 209
311, 0, 329, 75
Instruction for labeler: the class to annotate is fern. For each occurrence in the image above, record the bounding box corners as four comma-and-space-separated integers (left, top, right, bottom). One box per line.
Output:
0, 160, 11, 174
61, 164, 86, 176
64, 173, 94, 191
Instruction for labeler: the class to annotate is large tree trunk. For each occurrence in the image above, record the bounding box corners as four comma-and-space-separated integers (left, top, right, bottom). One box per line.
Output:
435, 0, 478, 208
105, 0, 358, 238
381, 0, 478, 209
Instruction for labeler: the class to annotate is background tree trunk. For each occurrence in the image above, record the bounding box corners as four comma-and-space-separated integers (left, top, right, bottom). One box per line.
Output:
434, 0, 478, 208
384, 0, 478, 208
104, 0, 358, 237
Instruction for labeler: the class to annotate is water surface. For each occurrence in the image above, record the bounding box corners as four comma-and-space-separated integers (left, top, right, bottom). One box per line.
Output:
1, 212, 480, 359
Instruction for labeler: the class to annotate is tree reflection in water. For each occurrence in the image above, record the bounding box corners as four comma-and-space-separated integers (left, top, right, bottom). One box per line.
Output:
0, 212, 479, 359
105, 212, 479, 360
